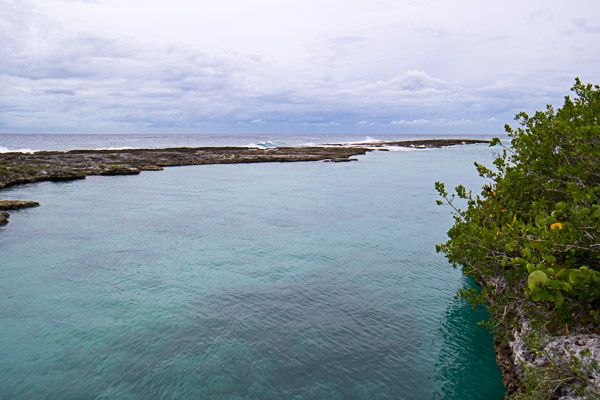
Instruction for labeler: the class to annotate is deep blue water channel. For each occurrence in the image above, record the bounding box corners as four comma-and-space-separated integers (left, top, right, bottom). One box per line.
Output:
0, 145, 505, 399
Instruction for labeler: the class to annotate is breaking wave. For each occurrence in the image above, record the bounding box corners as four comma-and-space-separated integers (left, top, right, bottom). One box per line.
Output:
0, 146, 35, 153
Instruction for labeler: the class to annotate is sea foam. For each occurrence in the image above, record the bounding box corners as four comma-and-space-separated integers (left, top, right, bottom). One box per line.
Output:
0, 146, 35, 153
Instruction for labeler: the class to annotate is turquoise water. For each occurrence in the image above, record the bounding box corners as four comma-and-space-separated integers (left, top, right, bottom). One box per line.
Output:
0, 143, 505, 399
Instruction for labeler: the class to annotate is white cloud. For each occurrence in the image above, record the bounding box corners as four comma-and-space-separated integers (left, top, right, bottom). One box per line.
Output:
390, 118, 475, 127
390, 119, 430, 126
303, 121, 340, 127
0, 0, 599, 133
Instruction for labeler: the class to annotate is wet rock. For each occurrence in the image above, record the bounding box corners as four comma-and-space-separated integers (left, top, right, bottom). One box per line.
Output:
0, 140, 486, 190
324, 158, 358, 162
0, 211, 8, 225
47, 171, 87, 182
99, 167, 141, 176
0, 200, 40, 210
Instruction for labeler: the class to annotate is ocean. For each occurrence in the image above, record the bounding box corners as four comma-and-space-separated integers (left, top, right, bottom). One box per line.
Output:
0, 134, 505, 399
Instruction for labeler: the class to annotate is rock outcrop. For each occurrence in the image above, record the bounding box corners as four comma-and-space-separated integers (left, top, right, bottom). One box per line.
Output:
0, 139, 488, 190
480, 273, 600, 399
325, 138, 489, 148
0, 200, 41, 210
0, 145, 370, 189
0, 200, 41, 226
0, 211, 8, 225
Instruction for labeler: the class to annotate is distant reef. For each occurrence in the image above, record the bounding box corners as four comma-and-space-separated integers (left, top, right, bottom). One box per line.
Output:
0, 139, 487, 226
0, 139, 488, 190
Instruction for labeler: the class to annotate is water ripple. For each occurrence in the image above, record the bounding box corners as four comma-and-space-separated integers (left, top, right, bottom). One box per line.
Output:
0, 144, 504, 399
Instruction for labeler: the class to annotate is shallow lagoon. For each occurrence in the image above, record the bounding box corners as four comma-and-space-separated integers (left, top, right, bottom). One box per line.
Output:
0, 144, 504, 399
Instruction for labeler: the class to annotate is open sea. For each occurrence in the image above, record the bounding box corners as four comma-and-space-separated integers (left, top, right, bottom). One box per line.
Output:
0, 134, 505, 399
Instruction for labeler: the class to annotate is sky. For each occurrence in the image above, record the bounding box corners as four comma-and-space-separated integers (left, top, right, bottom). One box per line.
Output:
1, 0, 599, 135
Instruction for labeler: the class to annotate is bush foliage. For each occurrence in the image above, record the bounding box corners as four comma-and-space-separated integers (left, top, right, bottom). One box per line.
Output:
436, 79, 600, 319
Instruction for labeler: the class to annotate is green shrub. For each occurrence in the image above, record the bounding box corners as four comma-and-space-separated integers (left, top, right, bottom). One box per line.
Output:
436, 79, 600, 318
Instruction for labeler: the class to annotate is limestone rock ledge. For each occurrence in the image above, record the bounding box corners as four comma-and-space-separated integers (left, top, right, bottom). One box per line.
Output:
0, 200, 41, 226
0, 145, 372, 189
0, 200, 41, 210
0, 140, 488, 190
496, 319, 600, 399
485, 274, 600, 399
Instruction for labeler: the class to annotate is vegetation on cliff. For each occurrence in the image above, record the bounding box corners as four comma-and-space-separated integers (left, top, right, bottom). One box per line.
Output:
436, 79, 600, 398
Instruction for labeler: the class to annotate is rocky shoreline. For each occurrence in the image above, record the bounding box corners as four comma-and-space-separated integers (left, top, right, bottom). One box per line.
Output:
0, 200, 40, 225
0, 138, 487, 226
0, 139, 488, 190
479, 274, 600, 399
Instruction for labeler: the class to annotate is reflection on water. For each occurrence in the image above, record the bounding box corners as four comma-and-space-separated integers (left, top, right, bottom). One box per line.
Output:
434, 277, 505, 399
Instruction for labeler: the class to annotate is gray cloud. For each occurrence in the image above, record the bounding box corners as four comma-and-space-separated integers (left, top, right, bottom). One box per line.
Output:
1, 0, 599, 133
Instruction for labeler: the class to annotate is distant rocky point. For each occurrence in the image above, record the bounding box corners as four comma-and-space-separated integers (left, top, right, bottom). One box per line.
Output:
0, 139, 488, 224
324, 138, 489, 148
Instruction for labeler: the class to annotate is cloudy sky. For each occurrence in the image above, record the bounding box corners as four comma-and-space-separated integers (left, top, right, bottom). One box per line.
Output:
1, 0, 599, 134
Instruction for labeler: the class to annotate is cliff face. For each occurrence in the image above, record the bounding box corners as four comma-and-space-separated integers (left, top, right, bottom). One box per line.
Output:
482, 274, 600, 399
494, 317, 600, 399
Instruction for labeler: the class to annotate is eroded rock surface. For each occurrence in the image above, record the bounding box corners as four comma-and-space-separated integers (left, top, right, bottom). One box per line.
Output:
0, 211, 8, 225
0, 140, 488, 190
0, 146, 370, 189
482, 273, 600, 399
0, 200, 40, 210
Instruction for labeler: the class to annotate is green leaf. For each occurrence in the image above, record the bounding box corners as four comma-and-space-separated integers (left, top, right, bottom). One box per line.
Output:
551, 210, 565, 218
545, 279, 561, 289
531, 291, 542, 301
556, 202, 567, 210
554, 291, 564, 308
555, 268, 567, 279
528, 270, 548, 290
580, 208, 591, 216
569, 270, 580, 284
